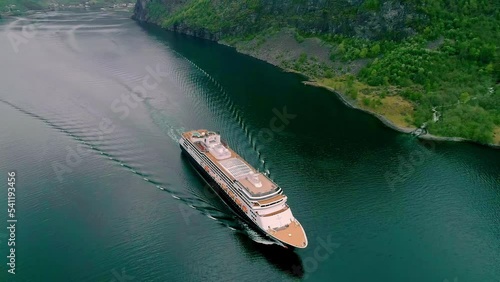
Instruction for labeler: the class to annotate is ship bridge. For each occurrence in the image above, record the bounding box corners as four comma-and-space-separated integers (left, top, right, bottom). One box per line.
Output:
190, 130, 231, 160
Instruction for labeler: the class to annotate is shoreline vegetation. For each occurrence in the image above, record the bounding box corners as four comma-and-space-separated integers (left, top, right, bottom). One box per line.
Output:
303, 80, 500, 149
291, 62, 499, 149
133, 0, 500, 148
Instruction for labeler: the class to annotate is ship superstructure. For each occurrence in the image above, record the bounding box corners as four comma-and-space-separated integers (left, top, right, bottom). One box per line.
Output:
179, 129, 308, 248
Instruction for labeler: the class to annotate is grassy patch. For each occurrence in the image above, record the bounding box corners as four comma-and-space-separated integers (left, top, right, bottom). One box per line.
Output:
494, 127, 500, 144
318, 75, 415, 128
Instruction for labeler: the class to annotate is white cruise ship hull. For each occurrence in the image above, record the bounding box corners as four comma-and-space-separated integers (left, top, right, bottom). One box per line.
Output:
179, 130, 308, 249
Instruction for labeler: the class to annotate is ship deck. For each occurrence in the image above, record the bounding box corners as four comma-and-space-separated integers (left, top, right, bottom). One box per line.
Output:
183, 130, 280, 200
267, 220, 308, 248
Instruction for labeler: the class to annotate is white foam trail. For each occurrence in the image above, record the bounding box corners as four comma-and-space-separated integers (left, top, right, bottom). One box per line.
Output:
240, 222, 278, 246
167, 127, 185, 143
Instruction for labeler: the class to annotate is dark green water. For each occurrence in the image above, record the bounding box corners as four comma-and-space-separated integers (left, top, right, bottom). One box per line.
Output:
0, 11, 499, 282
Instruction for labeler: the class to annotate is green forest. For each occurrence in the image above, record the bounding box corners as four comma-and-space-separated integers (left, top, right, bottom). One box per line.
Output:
139, 0, 500, 144
357, 0, 499, 144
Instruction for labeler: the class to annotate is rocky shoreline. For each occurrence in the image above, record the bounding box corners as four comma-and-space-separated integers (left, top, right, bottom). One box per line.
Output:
303, 81, 415, 134
303, 81, 499, 149
224, 40, 500, 148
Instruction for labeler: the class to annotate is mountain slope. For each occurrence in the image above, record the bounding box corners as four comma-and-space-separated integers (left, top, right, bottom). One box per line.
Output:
134, 0, 500, 145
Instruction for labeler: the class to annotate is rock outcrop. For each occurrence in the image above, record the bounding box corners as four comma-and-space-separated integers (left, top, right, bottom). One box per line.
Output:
132, 0, 425, 42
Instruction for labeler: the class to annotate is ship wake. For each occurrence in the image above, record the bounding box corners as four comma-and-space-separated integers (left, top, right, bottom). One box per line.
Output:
239, 222, 283, 246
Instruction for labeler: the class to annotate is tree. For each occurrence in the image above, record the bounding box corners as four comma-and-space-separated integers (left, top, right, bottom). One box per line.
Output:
370, 43, 381, 56
360, 48, 368, 58
459, 92, 470, 103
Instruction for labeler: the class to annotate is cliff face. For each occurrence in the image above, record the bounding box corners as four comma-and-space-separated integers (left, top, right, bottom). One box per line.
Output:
132, 0, 424, 42
132, 0, 148, 21
133, 0, 189, 21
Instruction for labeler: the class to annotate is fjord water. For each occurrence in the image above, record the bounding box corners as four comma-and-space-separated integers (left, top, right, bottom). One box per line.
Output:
0, 11, 499, 281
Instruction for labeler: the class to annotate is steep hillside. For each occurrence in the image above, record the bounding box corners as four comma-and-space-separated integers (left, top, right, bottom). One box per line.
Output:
133, 0, 424, 40
134, 0, 500, 145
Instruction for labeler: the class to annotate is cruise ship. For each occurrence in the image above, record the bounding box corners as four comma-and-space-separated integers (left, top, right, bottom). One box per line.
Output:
179, 130, 308, 249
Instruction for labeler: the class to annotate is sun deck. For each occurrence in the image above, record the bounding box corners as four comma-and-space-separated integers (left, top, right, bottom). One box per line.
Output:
220, 158, 279, 198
